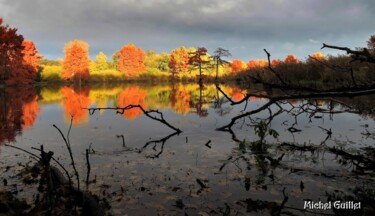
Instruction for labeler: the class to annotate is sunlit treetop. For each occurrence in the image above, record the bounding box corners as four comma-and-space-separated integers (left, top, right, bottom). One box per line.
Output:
230, 59, 245, 73
169, 46, 189, 75
22, 40, 43, 73
284, 54, 299, 64
247, 59, 267, 69
62, 39, 90, 80
311, 52, 325, 60
96, 51, 107, 63
117, 43, 146, 77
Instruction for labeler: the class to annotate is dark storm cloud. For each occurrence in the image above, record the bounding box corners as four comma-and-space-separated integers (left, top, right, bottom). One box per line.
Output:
1, 0, 374, 60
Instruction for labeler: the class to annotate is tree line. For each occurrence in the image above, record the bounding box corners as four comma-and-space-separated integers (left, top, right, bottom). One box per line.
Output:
1, 17, 375, 85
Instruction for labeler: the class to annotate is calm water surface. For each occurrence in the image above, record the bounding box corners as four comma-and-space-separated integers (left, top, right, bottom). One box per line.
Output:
0, 83, 374, 215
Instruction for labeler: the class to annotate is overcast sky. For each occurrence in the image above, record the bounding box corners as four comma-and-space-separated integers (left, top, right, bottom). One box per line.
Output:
1, 0, 374, 61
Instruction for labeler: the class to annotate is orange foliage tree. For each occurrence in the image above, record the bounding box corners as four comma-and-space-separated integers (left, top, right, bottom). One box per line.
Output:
284, 54, 300, 64
117, 86, 147, 119
0, 18, 31, 85
22, 40, 43, 81
230, 59, 245, 73
169, 47, 189, 77
117, 43, 146, 77
61, 86, 91, 124
311, 52, 326, 60
62, 40, 90, 81
271, 59, 281, 67
247, 59, 268, 69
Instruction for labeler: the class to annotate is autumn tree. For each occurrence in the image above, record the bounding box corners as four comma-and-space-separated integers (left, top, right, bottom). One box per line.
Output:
117, 43, 146, 77
271, 59, 281, 67
21, 40, 43, 81
212, 48, 231, 80
189, 47, 211, 83
0, 18, 27, 84
284, 54, 300, 64
311, 52, 326, 60
169, 47, 189, 77
230, 59, 245, 73
62, 40, 90, 81
144, 50, 170, 73
158, 52, 170, 72
112, 50, 120, 70
96, 51, 108, 69
90, 51, 109, 72
247, 59, 268, 69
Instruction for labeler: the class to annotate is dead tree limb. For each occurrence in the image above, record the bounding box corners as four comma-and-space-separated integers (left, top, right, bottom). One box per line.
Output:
321, 43, 375, 63
84, 105, 182, 133
264, 49, 287, 86
216, 85, 375, 132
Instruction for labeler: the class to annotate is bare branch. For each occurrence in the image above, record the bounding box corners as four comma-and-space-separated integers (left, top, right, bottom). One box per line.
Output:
264, 49, 287, 86
84, 105, 182, 133
321, 43, 375, 63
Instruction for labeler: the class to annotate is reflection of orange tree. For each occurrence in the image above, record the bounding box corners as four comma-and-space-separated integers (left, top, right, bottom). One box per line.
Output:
169, 85, 190, 115
61, 86, 90, 124
228, 87, 245, 101
0, 88, 39, 143
117, 86, 147, 120
22, 95, 40, 127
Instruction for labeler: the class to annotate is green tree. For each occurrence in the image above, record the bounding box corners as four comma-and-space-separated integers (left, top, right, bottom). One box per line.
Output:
94, 51, 108, 71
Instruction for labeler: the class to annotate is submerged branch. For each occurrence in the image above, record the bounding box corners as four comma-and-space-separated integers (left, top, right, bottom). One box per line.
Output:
83, 105, 182, 133
216, 84, 375, 132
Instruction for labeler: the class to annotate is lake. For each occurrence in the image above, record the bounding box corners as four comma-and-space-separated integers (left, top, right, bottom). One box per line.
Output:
0, 83, 374, 215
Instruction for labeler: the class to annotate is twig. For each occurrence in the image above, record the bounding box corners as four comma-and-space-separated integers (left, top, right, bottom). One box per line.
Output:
83, 105, 182, 133
53, 119, 80, 192
85, 149, 91, 190
205, 140, 212, 148
4, 144, 41, 160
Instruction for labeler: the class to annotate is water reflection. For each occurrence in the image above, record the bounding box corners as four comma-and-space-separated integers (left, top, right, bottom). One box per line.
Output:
1, 83, 374, 215
61, 86, 91, 124
117, 86, 148, 119
0, 88, 39, 143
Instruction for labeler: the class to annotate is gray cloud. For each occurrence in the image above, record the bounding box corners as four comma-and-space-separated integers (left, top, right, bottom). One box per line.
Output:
1, 0, 374, 61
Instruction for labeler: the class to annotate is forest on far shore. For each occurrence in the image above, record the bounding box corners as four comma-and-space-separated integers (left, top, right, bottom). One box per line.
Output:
1, 17, 375, 86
